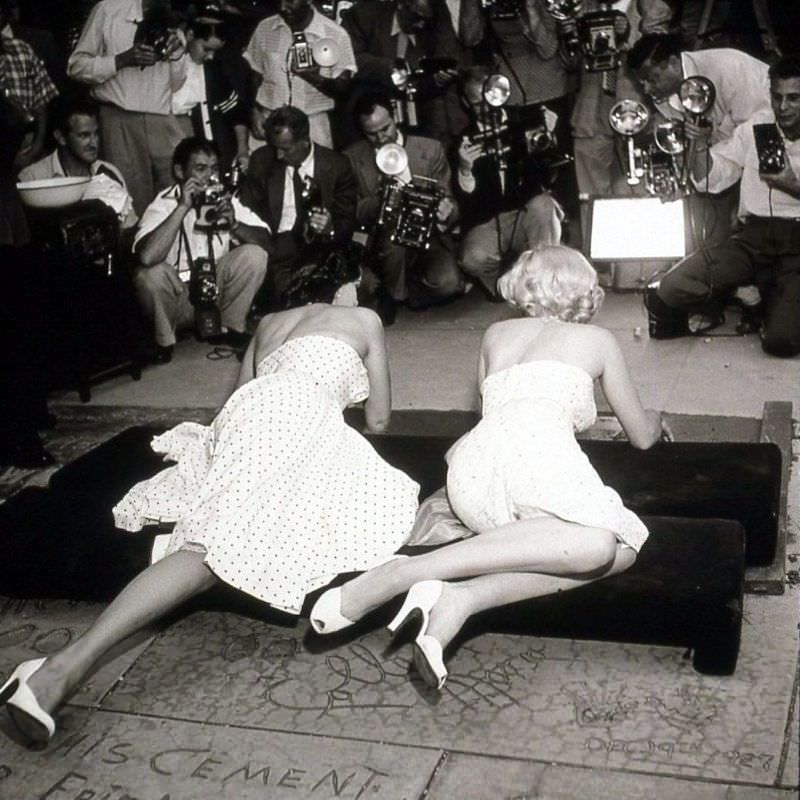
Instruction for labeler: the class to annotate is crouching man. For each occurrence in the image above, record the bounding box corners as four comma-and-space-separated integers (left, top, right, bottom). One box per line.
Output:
133, 137, 269, 363
656, 56, 800, 358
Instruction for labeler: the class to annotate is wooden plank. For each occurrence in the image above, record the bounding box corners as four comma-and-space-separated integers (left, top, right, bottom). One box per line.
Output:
746, 401, 794, 596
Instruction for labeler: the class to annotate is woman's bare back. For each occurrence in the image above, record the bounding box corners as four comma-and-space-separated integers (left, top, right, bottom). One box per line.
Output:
482, 318, 612, 383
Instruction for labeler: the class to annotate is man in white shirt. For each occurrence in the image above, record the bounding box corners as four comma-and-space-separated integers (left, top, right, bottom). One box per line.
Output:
627, 34, 771, 147
656, 56, 800, 358
67, 0, 192, 216
627, 34, 773, 250
134, 137, 269, 362
244, 0, 357, 147
19, 96, 137, 230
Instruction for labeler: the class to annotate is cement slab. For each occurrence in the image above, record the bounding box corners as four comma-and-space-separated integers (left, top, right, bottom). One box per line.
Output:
0, 598, 152, 710
426, 751, 798, 800
0, 708, 442, 800
94, 588, 796, 786
779, 680, 799, 788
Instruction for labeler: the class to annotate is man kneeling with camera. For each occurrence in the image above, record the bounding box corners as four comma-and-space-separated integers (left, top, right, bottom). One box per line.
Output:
133, 137, 269, 363
654, 56, 800, 358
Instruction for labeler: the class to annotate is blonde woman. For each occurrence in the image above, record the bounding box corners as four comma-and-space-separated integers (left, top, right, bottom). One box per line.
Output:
310, 245, 671, 689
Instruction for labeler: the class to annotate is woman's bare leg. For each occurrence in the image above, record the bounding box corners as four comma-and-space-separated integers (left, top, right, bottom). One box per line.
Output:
423, 545, 637, 650
21, 550, 218, 720
339, 518, 621, 623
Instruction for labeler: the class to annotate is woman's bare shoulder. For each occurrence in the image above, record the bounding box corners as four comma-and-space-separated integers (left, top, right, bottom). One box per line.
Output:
352, 306, 383, 329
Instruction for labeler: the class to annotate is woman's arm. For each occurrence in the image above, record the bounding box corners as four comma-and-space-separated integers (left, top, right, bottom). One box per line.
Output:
361, 311, 391, 434
597, 328, 665, 449
235, 336, 257, 389
234, 313, 281, 390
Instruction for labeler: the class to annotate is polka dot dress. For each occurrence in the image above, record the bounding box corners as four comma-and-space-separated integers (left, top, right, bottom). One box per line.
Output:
446, 360, 649, 552
113, 336, 420, 614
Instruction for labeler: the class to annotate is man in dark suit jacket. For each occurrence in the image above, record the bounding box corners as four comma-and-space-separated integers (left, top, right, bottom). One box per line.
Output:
456, 66, 564, 299
341, 0, 468, 146
345, 92, 464, 312
239, 105, 357, 309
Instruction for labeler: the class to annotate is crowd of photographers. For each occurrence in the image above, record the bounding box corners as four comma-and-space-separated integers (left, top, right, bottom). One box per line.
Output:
1, 0, 798, 466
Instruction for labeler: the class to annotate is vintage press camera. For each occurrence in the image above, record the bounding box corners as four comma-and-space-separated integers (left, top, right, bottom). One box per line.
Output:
189, 253, 222, 339
193, 163, 241, 230
189, 165, 242, 338
753, 123, 787, 175
609, 100, 689, 200
390, 57, 458, 131
545, 0, 627, 72
577, 3, 627, 71
134, 4, 178, 61
375, 144, 443, 250
289, 32, 339, 72
297, 173, 327, 243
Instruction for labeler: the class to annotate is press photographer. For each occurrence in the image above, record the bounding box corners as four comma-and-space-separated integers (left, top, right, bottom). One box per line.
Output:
133, 137, 268, 363
345, 92, 465, 317
456, 66, 565, 299
67, 0, 193, 216
627, 33, 771, 247
238, 106, 357, 311
342, 0, 467, 147
654, 56, 800, 358
244, 0, 357, 148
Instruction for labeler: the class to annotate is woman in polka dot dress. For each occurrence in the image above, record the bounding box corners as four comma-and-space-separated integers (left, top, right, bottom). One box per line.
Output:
0, 281, 419, 745
311, 246, 672, 690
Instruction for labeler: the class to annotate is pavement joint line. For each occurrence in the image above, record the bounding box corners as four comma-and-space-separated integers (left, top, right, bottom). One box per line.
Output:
70, 707, 794, 790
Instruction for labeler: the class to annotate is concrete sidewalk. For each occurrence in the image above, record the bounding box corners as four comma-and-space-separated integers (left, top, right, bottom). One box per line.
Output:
0, 291, 797, 799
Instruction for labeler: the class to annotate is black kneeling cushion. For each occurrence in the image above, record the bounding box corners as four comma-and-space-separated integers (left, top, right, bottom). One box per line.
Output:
1, 426, 751, 675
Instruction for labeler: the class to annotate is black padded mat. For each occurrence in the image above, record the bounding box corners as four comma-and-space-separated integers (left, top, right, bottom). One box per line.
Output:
0, 424, 778, 599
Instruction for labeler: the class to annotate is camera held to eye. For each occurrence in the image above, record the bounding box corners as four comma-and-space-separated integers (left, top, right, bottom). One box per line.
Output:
192, 165, 240, 230
193, 184, 227, 229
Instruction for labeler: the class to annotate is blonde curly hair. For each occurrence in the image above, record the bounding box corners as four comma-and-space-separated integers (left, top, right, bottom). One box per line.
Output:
497, 245, 604, 323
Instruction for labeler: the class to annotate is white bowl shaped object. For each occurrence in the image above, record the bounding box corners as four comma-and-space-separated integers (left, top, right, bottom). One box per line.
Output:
16, 176, 91, 208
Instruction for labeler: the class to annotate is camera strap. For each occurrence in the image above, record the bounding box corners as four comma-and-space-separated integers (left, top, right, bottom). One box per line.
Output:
179, 223, 218, 280
177, 223, 199, 281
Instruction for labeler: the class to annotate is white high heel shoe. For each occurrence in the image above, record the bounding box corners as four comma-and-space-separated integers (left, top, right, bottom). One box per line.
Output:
0, 658, 56, 744
309, 555, 408, 635
309, 587, 354, 634
387, 580, 448, 690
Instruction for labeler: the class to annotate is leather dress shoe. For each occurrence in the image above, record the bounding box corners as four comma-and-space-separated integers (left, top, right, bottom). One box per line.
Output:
688, 311, 725, 335
736, 303, 763, 335
152, 345, 173, 364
